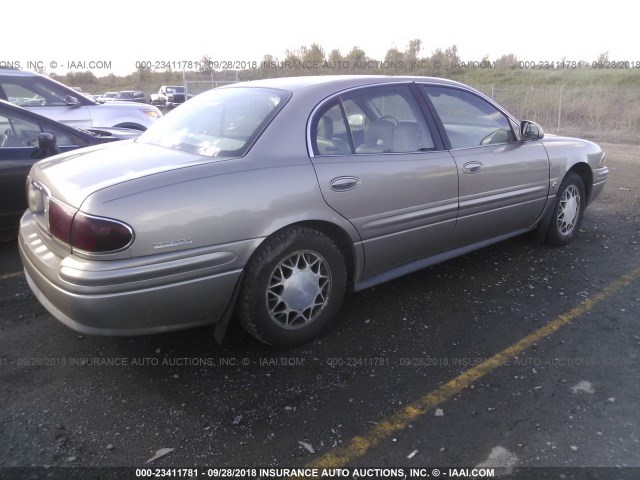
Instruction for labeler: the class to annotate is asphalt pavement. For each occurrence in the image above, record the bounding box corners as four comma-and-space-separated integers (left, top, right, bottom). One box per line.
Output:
0, 141, 638, 479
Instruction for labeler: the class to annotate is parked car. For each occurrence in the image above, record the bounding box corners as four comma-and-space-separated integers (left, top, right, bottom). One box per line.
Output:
0, 69, 162, 130
113, 90, 147, 103
0, 99, 140, 240
150, 85, 192, 109
19, 76, 608, 347
97, 91, 117, 103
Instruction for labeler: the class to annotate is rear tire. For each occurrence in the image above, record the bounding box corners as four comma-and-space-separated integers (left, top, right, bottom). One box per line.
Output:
237, 227, 346, 348
545, 172, 586, 246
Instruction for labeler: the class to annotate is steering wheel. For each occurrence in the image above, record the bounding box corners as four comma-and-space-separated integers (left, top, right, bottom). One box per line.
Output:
379, 115, 399, 126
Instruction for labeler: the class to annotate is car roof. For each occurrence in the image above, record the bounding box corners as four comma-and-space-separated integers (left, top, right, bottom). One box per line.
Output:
0, 68, 41, 77
224, 75, 467, 92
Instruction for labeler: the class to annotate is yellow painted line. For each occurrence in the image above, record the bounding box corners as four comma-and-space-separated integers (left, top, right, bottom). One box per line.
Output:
309, 267, 640, 468
0, 271, 23, 281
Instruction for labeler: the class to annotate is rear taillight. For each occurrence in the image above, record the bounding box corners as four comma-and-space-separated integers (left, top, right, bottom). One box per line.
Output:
48, 200, 133, 253
70, 212, 133, 253
48, 200, 75, 243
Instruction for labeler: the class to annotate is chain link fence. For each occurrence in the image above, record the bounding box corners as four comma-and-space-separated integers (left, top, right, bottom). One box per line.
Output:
179, 74, 639, 143
475, 85, 640, 142
183, 73, 238, 95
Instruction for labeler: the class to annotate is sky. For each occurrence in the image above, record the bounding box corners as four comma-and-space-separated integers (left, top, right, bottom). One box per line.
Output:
2, 0, 636, 76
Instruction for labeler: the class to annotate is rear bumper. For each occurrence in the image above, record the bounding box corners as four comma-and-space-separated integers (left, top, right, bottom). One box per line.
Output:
19, 212, 249, 336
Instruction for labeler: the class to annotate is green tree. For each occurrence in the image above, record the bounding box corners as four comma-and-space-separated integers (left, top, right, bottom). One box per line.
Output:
345, 46, 367, 71
429, 48, 446, 75
444, 45, 461, 74
199, 54, 213, 74
327, 49, 343, 63
303, 43, 325, 64
136, 64, 152, 82
385, 47, 404, 63
404, 39, 422, 65
495, 53, 519, 69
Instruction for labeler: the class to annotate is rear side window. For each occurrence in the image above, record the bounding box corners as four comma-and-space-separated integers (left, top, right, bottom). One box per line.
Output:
312, 101, 353, 155
424, 85, 515, 149
311, 84, 435, 156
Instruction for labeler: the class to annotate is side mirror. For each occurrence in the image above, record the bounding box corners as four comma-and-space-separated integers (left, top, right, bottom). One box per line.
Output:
65, 95, 80, 107
520, 120, 544, 140
32, 132, 61, 159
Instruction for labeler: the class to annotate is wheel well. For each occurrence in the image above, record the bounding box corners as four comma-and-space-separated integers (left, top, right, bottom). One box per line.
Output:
226, 221, 356, 338
113, 122, 146, 131
568, 163, 593, 202
293, 220, 357, 290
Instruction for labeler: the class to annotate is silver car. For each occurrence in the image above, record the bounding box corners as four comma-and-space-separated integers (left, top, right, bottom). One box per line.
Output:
0, 69, 162, 130
19, 76, 608, 347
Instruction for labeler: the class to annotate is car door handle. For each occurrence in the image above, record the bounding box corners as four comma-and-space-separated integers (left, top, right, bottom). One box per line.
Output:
330, 176, 360, 192
462, 161, 483, 174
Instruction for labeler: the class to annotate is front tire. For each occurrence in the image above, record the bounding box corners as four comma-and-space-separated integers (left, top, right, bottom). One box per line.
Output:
545, 172, 586, 246
237, 227, 346, 347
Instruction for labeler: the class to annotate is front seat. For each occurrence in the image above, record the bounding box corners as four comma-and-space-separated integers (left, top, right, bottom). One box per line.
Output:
393, 122, 419, 152
355, 119, 395, 153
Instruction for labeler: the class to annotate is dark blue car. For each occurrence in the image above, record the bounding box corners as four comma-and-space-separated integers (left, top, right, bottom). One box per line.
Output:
0, 99, 140, 240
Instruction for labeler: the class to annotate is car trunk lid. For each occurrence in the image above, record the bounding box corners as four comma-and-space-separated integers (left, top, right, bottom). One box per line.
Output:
29, 140, 213, 209
27, 141, 220, 249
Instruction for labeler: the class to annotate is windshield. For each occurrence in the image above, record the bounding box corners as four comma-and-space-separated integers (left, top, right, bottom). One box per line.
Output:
138, 87, 289, 157
167, 87, 185, 93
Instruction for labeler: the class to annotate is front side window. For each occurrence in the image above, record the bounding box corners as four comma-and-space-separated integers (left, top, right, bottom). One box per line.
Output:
139, 87, 289, 157
424, 85, 515, 149
1, 79, 78, 107
311, 84, 435, 156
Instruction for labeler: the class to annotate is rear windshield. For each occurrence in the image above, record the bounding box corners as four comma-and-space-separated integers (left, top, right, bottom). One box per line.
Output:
138, 87, 289, 157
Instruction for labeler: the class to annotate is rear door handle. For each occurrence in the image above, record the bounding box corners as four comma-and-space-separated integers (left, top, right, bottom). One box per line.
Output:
462, 161, 483, 174
330, 176, 360, 192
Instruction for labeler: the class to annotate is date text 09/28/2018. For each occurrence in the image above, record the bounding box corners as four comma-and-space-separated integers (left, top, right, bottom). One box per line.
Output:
133, 467, 496, 478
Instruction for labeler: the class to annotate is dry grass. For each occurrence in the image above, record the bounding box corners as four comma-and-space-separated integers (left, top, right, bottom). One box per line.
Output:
474, 86, 640, 142
598, 142, 640, 166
